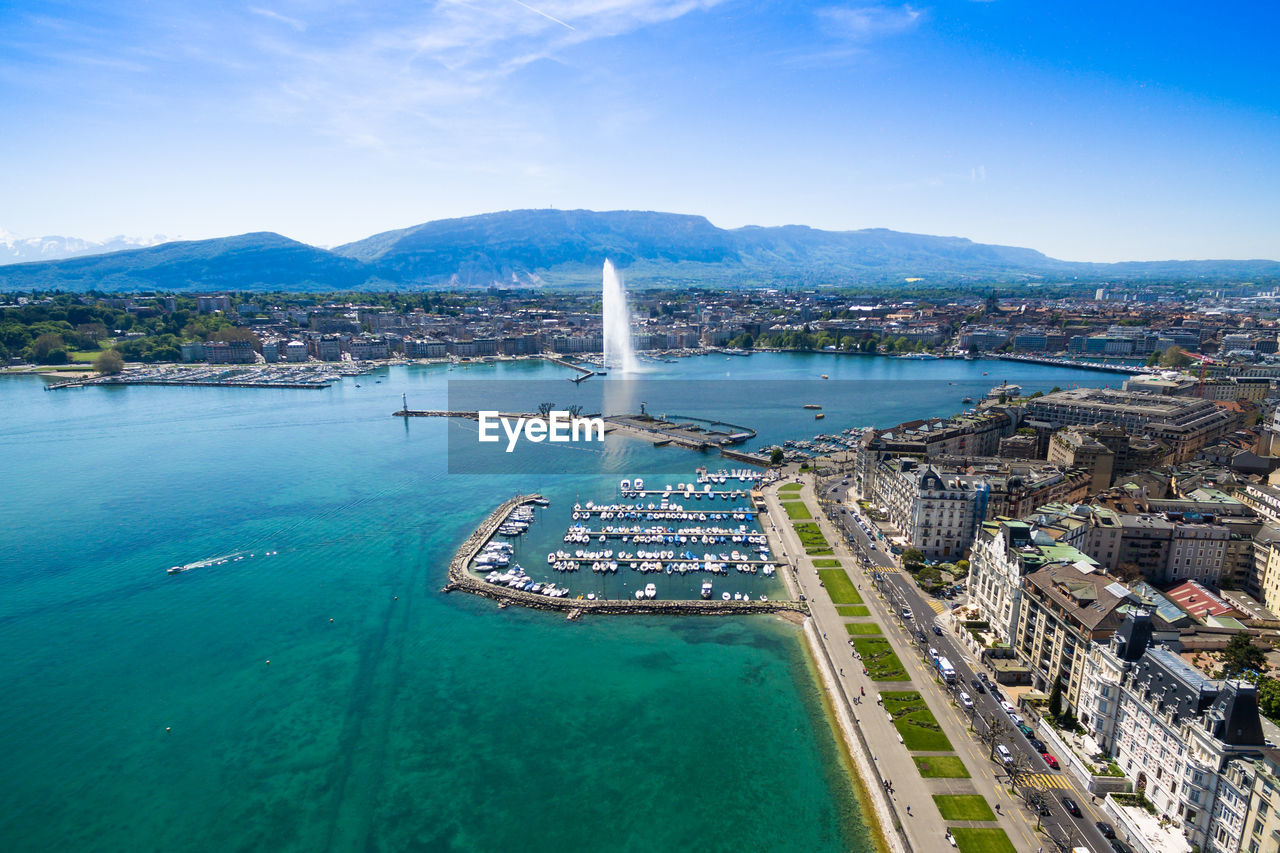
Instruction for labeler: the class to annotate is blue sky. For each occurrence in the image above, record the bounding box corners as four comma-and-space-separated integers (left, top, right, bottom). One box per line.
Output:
1, 0, 1277, 261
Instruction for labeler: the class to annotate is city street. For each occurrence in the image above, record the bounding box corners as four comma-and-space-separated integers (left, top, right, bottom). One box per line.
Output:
819, 470, 1121, 853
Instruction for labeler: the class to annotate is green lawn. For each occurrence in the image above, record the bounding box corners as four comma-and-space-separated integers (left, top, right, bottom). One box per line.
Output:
793, 522, 832, 554
914, 756, 970, 778
816, 569, 862, 604
882, 690, 953, 751
933, 794, 995, 821
812, 559, 842, 567
949, 827, 1016, 853
845, 622, 882, 635
779, 483, 803, 493
70, 348, 106, 363
851, 637, 908, 681
836, 605, 870, 617
783, 502, 813, 520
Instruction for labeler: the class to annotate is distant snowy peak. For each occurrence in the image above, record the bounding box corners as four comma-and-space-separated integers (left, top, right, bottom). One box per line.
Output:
0, 228, 169, 265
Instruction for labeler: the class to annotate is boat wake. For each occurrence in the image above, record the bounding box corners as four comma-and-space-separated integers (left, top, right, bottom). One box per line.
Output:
166, 550, 277, 575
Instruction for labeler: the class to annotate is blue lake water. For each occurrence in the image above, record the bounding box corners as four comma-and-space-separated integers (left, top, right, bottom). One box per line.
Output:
0, 353, 1114, 852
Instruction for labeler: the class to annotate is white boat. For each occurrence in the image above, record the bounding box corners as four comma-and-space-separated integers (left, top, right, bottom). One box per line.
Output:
620, 479, 631, 492
634, 589, 645, 600
644, 583, 656, 599
634, 478, 644, 491
722, 591, 731, 601
701, 581, 713, 599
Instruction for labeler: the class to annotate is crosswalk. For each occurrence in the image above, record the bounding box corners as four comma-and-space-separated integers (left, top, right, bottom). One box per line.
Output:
1021, 772, 1071, 789
926, 599, 946, 615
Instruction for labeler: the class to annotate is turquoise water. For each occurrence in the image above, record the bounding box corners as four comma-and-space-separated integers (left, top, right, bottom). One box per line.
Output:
0, 354, 1112, 852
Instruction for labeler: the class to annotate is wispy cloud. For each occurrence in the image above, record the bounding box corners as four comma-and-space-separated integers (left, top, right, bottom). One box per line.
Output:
819, 4, 924, 43
248, 6, 306, 32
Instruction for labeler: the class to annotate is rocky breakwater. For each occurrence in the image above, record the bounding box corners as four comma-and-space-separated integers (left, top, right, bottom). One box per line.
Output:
446, 496, 808, 618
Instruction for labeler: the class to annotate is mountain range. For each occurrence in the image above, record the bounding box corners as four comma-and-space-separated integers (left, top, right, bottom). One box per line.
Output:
1, 209, 1277, 292
0, 228, 169, 265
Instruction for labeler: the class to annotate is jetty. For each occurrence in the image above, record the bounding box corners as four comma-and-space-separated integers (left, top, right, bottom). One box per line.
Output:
445, 496, 807, 617
605, 413, 756, 450
992, 353, 1153, 375
44, 364, 365, 390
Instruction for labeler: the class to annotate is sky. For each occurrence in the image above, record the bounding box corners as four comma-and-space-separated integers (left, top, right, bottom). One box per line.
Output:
1, 0, 1278, 262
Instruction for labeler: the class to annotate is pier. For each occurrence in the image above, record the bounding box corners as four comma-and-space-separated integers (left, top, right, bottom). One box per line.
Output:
605, 413, 756, 450
445, 496, 807, 617
992, 353, 1152, 376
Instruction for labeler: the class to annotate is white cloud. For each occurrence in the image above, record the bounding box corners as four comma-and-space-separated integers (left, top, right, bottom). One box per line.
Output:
820, 4, 924, 42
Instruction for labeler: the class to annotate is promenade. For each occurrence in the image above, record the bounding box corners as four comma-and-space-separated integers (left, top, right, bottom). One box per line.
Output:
761, 477, 1044, 853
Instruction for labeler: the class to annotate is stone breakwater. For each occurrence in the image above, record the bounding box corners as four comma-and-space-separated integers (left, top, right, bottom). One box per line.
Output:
444, 495, 809, 618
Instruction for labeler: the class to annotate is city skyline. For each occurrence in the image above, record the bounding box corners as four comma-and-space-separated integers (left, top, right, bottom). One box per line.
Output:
3, 0, 1279, 262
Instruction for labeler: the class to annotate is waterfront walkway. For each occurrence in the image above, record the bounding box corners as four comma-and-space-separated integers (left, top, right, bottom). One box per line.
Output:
760, 478, 1044, 853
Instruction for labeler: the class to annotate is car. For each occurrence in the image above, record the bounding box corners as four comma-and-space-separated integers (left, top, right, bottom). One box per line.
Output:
970, 678, 986, 694
1061, 796, 1081, 817
959, 691, 974, 710
1028, 736, 1045, 751
901, 608, 913, 619
1041, 752, 1059, 769
1095, 821, 1115, 839
914, 630, 927, 643
995, 744, 1013, 765
1107, 839, 1132, 853
978, 671, 990, 683
999, 700, 1016, 715
1017, 724, 1033, 737
932, 625, 943, 636
1009, 713, 1025, 727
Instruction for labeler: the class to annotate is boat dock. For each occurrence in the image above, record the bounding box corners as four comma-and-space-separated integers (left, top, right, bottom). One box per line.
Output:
605, 413, 756, 450
44, 363, 366, 390
992, 353, 1151, 375
445, 497, 806, 617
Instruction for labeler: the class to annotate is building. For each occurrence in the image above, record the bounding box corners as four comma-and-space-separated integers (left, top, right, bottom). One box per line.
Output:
1226, 749, 1280, 853
1048, 428, 1115, 492
180, 340, 205, 363
1079, 610, 1267, 850
968, 519, 1100, 645
1017, 561, 1130, 708
196, 295, 231, 314
405, 338, 448, 358
283, 340, 308, 362
855, 410, 1017, 498
1025, 389, 1239, 463
203, 339, 256, 364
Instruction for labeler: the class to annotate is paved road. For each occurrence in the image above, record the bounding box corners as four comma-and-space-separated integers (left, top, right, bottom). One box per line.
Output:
819, 472, 1120, 853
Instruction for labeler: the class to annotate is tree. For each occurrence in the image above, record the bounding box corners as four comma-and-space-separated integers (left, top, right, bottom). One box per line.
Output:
29, 332, 68, 364
93, 349, 124, 375
770, 448, 785, 466
1221, 633, 1266, 678
1258, 677, 1280, 721
1159, 346, 1192, 368
1048, 679, 1063, 719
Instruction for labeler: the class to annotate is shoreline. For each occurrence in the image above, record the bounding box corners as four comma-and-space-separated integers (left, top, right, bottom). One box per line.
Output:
759, 491, 904, 853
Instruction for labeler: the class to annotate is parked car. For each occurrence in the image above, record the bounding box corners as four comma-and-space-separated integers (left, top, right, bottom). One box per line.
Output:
978, 671, 990, 684
1062, 796, 1082, 817
1108, 839, 1132, 853
1095, 821, 1115, 839
932, 625, 943, 636
928, 647, 939, 660
1028, 736, 1045, 751
1009, 712, 1025, 727
999, 700, 1016, 715
970, 678, 986, 694
995, 745, 1013, 765
959, 691, 974, 710
1041, 753, 1059, 769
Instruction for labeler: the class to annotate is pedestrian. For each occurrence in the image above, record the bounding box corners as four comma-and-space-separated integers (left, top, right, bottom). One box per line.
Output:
860, 686, 865, 696
905, 805, 911, 816
840, 668, 844, 677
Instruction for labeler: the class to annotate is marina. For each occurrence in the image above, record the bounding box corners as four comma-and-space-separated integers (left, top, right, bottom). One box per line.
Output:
45, 363, 371, 390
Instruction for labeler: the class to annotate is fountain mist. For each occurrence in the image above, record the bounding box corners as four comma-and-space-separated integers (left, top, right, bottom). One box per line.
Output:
601, 259, 638, 373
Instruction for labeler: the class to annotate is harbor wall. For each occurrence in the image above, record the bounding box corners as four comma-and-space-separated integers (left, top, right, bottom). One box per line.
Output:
446, 495, 808, 617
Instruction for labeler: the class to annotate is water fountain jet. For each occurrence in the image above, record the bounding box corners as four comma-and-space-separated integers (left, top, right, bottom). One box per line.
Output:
601, 259, 638, 373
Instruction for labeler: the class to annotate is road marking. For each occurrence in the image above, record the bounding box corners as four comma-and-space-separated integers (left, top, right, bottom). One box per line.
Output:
1021, 773, 1071, 789
926, 599, 946, 614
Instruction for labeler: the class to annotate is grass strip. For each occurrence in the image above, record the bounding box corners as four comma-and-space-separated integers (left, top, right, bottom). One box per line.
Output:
836, 605, 870, 617
783, 502, 812, 520
812, 559, 841, 567
933, 794, 995, 821
793, 522, 831, 554
779, 482, 803, 492
882, 690, 953, 751
845, 622, 882, 635
851, 637, 907, 681
913, 756, 970, 778
949, 827, 1016, 853
816, 569, 862, 604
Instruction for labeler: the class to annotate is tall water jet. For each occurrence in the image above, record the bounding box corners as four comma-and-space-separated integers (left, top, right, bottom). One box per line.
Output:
601, 259, 638, 373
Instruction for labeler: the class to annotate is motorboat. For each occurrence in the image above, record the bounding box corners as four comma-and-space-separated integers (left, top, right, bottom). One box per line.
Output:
701, 581, 713, 599
644, 583, 656, 599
